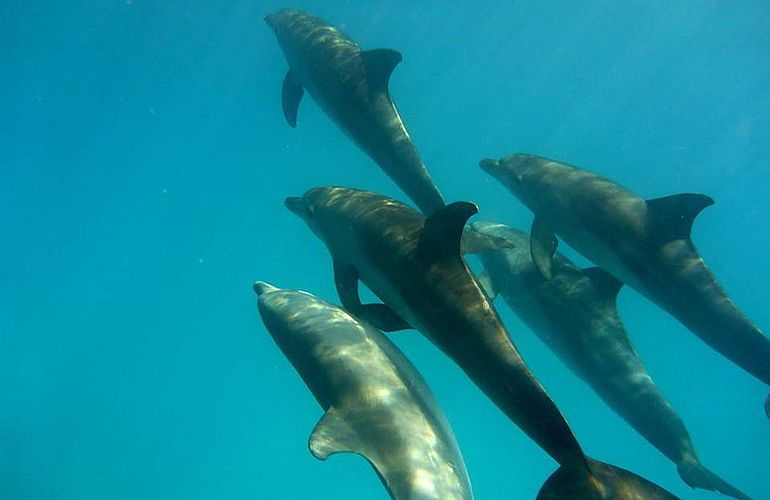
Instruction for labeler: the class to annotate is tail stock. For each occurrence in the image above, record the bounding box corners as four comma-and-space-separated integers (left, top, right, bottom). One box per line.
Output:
677, 457, 751, 500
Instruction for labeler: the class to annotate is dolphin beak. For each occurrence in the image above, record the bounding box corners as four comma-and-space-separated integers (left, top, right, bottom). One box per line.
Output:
254, 281, 279, 296
264, 14, 274, 28
284, 197, 308, 218
479, 158, 500, 174
469, 220, 489, 232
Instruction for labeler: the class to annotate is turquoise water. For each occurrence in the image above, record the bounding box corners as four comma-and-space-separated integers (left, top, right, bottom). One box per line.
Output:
3, 1, 769, 498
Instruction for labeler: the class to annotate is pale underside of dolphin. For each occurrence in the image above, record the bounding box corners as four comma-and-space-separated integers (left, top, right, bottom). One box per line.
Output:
254, 281, 472, 500
467, 220, 750, 499
480, 154, 770, 404
286, 186, 678, 499
265, 8, 445, 215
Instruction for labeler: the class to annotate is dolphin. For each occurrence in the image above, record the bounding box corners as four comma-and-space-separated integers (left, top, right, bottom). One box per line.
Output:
468, 221, 750, 499
254, 281, 473, 500
480, 154, 770, 397
264, 9, 445, 215
285, 186, 678, 499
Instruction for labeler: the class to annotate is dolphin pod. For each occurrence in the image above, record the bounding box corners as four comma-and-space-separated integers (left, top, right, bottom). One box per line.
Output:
254, 281, 472, 499
467, 221, 749, 499
265, 8, 445, 215
285, 186, 677, 499
480, 154, 770, 397
257, 7, 763, 499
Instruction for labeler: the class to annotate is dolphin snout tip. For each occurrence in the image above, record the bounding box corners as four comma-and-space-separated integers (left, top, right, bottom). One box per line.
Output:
254, 281, 278, 296
284, 196, 305, 216
264, 14, 274, 28
469, 220, 491, 232
479, 158, 499, 173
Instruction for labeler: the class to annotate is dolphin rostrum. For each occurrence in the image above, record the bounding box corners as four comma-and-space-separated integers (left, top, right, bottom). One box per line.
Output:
480, 154, 770, 402
285, 186, 677, 499
468, 221, 749, 499
254, 281, 473, 500
265, 9, 445, 215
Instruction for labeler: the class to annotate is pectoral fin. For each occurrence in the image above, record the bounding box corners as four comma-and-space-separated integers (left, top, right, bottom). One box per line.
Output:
358, 303, 412, 332
362, 48, 402, 93
530, 217, 558, 280
461, 226, 517, 254
309, 407, 364, 460
281, 70, 304, 128
333, 260, 409, 331
645, 193, 714, 243
333, 259, 361, 312
308, 407, 393, 494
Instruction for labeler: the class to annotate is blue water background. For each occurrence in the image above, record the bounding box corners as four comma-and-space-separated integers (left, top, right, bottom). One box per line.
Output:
3, 1, 769, 498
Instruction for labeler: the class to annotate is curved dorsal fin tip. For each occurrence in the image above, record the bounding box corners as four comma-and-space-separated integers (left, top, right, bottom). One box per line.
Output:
646, 193, 714, 243
363, 48, 403, 90
419, 201, 479, 260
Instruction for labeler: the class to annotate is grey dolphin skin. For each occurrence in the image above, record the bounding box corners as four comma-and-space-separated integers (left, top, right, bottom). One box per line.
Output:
254, 281, 472, 500
468, 221, 750, 499
265, 9, 445, 215
285, 186, 678, 499
480, 154, 770, 395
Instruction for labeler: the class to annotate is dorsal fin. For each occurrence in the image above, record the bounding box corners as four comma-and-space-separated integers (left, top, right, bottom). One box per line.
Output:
646, 193, 714, 244
582, 267, 623, 303
363, 48, 402, 92
309, 406, 366, 460
419, 201, 479, 261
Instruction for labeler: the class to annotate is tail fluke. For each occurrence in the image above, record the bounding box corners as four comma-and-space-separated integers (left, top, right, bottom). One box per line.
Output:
677, 458, 751, 500
537, 458, 678, 500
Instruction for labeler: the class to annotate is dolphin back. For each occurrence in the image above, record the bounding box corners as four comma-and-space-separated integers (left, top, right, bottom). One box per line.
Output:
537, 458, 678, 500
